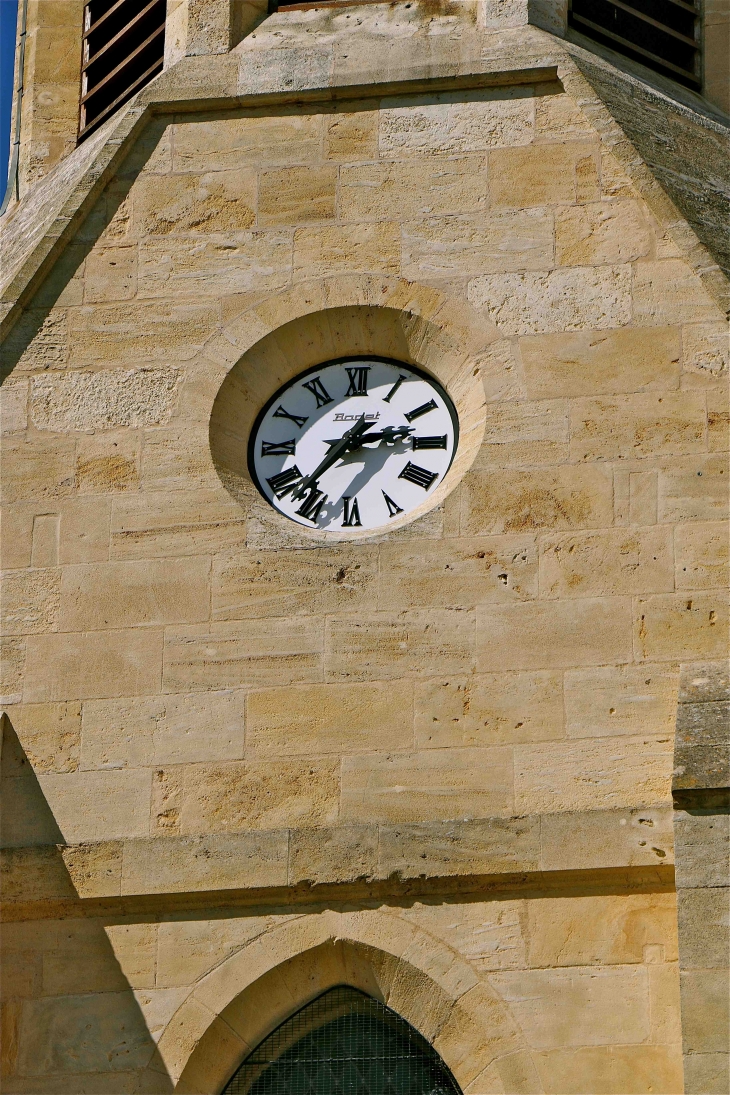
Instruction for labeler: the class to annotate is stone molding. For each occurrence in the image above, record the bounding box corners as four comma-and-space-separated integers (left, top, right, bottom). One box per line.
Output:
1, 807, 674, 921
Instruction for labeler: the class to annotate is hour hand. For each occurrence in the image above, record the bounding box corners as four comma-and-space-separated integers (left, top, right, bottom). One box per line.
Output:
292, 417, 370, 500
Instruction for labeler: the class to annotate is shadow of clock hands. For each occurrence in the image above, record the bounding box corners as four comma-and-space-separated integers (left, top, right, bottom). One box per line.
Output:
315, 438, 412, 526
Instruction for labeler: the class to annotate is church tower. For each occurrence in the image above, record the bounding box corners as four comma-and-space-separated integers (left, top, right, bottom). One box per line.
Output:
1, 2, 728, 1092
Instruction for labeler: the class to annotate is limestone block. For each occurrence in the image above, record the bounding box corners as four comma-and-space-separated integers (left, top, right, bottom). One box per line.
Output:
139, 228, 293, 299
13, 702, 81, 773
403, 208, 553, 279
212, 545, 377, 619
288, 824, 378, 885
402, 896, 527, 973
246, 681, 412, 757
468, 266, 632, 335
414, 671, 564, 747
1, 568, 61, 634
81, 691, 245, 769
564, 664, 679, 739
378, 90, 535, 155
140, 424, 218, 491
155, 911, 276, 987
1, 437, 76, 504
461, 464, 613, 535
649, 963, 683, 1045
674, 809, 730, 888
477, 597, 632, 670
515, 735, 673, 813
133, 171, 257, 236
60, 557, 210, 630
163, 618, 323, 692
339, 157, 487, 222
15, 997, 158, 1081
489, 140, 600, 207
29, 367, 180, 431
35, 919, 152, 996
707, 387, 729, 452
681, 322, 729, 386
37, 768, 152, 842
325, 609, 475, 682
171, 115, 322, 173
378, 815, 540, 878
293, 223, 401, 280
633, 260, 722, 327
675, 521, 729, 590
534, 90, 594, 139
0, 637, 25, 706
677, 888, 730, 970
325, 106, 379, 160
533, 1044, 683, 1094
658, 455, 729, 522
527, 892, 678, 967
682, 1053, 730, 1095
539, 527, 674, 597
84, 245, 137, 303
76, 431, 140, 493
476, 398, 569, 467
555, 200, 651, 265
519, 327, 680, 398
541, 807, 674, 871
68, 301, 218, 365
259, 165, 338, 225
110, 489, 246, 560
3, 309, 68, 375
62, 840, 123, 899
679, 969, 730, 1053
57, 497, 111, 564
341, 747, 513, 822
379, 535, 537, 609
150, 758, 339, 834
628, 470, 658, 526
571, 391, 706, 462
635, 592, 728, 662
0, 379, 28, 434
489, 965, 649, 1048
678, 660, 729, 704
123, 832, 289, 896
23, 629, 163, 702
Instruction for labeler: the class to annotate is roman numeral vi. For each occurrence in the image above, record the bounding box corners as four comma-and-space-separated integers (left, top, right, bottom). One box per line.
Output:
342, 496, 362, 527
345, 367, 370, 397
398, 461, 438, 490
302, 376, 333, 408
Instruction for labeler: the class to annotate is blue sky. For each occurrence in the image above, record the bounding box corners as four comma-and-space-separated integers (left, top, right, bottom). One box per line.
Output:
1, 0, 19, 197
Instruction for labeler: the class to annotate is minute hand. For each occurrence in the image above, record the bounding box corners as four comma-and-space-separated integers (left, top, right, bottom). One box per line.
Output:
291, 417, 370, 500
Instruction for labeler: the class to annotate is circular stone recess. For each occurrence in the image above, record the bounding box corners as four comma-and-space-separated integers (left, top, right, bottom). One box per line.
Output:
248, 356, 459, 533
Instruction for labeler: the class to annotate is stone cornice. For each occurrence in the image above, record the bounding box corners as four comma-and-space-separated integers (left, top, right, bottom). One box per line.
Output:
2, 807, 674, 921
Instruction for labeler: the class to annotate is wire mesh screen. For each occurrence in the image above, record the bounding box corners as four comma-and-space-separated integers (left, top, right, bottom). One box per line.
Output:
221, 986, 462, 1095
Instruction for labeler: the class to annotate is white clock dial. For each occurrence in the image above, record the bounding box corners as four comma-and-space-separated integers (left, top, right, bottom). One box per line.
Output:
249, 358, 459, 533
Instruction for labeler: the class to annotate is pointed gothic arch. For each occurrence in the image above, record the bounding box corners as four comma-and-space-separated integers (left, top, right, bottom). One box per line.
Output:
220, 985, 462, 1095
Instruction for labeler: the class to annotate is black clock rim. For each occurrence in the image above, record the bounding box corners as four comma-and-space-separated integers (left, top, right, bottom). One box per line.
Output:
247, 355, 461, 526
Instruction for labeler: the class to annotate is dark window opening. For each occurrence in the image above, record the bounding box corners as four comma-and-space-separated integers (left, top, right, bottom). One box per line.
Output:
569, 0, 701, 89
221, 985, 462, 1095
79, 0, 166, 141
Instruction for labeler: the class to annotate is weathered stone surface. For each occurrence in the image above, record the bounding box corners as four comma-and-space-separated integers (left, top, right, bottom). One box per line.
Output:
540, 807, 674, 871
658, 455, 729, 523
555, 200, 651, 265
570, 392, 707, 461
110, 489, 246, 559
292, 222, 401, 279
13, 702, 81, 773
461, 464, 613, 534
564, 664, 678, 739
468, 265, 632, 334
489, 140, 600, 207
1, 568, 61, 634
339, 157, 488, 222
38, 768, 152, 842
379, 815, 541, 878
539, 527, 674, 597
29, 368, 181, 431
635, 592, 728, 662
675, 521, 729, 590
403, 209, 553, 279
379, 90, 535, 155
23, 629, 163, 703
326, 609, 475, 681
121, 832, 289, 895
633, 260, 721, 326
476, 397, 569, 467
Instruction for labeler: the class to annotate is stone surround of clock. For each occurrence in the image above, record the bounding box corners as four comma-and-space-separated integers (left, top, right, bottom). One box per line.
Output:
209, 301, 489, 543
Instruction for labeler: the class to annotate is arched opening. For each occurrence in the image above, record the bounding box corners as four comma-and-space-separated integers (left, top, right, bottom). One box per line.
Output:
220, 986, 462, 1095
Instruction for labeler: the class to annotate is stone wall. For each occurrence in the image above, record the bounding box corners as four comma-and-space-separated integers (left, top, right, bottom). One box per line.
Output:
1, 3, 728, 1093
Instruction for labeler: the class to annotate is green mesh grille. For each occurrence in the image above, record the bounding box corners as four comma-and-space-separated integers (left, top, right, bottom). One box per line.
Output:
221, 986, 462, 1095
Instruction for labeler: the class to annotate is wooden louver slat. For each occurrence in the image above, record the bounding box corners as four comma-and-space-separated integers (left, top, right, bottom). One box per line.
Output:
79, 0, 166, 141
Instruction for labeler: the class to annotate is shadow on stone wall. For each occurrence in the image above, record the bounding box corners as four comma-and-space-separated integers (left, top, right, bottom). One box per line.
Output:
1, 714, 174, 1094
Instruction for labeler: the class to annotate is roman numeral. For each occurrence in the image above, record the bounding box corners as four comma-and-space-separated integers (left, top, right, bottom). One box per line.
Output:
412, 435, 447, 450
404, 399, 437, 423
342, 496, 362, 527
345, 367, 370, 398
383, 374, 407, 404
266, 465, 302, 499
302, 376, 333, 408
273, 405, 308, 429
295, 485, 327, 523
382, 491, 403, 518
261, 439, 296, 456
398, 461, 438, 490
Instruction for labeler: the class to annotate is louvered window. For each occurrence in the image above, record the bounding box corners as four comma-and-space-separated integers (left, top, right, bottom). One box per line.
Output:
569, 0, 700, 89
79, 0, 166, 141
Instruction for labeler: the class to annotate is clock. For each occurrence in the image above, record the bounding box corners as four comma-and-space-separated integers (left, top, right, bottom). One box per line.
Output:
248, 357, 459, 533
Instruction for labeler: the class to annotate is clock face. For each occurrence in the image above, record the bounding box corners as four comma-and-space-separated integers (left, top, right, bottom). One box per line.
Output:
249, 358, 459, 533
